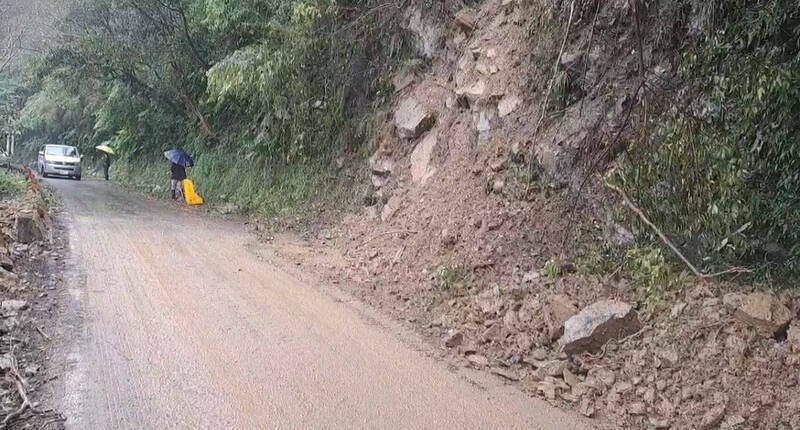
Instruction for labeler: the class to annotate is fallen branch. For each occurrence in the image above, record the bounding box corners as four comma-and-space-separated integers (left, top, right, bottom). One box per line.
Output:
36, 326, 51, 341
606, 182, 752, 279
2, 351, 40, 428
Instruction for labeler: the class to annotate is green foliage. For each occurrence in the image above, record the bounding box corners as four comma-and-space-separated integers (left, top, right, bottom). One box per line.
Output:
0, 172, 27, 199
619, 0, 800, 282
434, 264, 469, 293
542, 259, 562, 280
624, 246, 685, 302
13, 0, 411, 217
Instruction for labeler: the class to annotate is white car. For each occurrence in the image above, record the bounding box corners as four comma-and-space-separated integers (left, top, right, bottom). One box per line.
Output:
38, 144, 83, 180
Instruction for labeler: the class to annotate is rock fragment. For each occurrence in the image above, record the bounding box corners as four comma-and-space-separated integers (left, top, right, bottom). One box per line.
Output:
561, 300, 641, 355
733, 292, 793, 336
394, 97, 436, 139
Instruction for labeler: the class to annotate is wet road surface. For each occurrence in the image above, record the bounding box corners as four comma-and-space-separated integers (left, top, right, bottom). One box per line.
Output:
47, 178, 593, 429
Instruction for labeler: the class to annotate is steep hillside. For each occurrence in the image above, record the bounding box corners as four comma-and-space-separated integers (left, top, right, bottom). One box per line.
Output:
268, 0, 800, 428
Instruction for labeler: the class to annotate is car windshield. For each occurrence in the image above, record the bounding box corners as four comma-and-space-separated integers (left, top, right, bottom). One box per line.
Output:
45, 146, 78, 157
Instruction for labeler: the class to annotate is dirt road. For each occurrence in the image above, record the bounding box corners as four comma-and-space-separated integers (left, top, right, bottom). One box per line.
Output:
46, 179, 592, 429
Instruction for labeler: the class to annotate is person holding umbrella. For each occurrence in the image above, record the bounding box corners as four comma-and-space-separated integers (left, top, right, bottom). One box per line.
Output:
96, 143, 115, 180
165, 149, 193, 201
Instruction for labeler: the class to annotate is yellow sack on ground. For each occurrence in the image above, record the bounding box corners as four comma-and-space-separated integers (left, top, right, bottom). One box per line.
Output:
183, 179, 204, 206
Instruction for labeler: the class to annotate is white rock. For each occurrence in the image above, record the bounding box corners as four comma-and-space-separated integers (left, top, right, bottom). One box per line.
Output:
561, 300, 641, 355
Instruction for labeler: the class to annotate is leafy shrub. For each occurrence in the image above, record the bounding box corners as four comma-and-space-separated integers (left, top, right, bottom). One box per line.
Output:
619, 0, 800, 282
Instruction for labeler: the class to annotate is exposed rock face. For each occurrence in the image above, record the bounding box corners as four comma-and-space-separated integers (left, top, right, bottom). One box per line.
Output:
561, 301, 641, 355
394, 97, 436, 140
406, 8, 444, 59
733, 292, 793, 336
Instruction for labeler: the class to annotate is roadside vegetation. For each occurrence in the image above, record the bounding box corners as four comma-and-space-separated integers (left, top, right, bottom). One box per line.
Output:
0, 0, 796, 285
5, 0, 413, 217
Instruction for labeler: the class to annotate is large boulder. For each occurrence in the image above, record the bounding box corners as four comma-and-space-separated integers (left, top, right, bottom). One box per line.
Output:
394, 97, 436, 140
561, 300, 641, 355
733, 292, 793, 336
15, 211, 43, 244
409, 134, 437, 184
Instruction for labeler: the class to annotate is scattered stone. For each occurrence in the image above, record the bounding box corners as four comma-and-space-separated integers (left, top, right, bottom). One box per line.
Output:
725, 335, 747, 365
579, 397, 595, 417
23, 364, 39, 377
725, 414, 745, 428
0, 267, 17, 286
537, 381, 557, 400
458, 80, 487, 102
466, 353, 489, 367
544, 294, 578, 340
590, 368, 616, 388
670, 302, 687, 319
502, 309, 519, 331
444, 330, 463, 348
788, 323, 800, 352
491, 177, 505, 194
723, 293, 745, 310
410, 134, 438, 184
0, 254, 13, 272
498, 95, 522, 117
15, 212, 44, 244
561, 300, 642, 355
562, 368, 580, 387
440, 229, 458, 248
733, 292, 793, 336
1, 299, 28, 313
394, 97, 436, 139
491, 367, 519, 381
700, 404, 726, 430
657, 347, 679, 367
0, 354, 12, 371
629, 402, 646, 415
488, 158, 506, 172
649, 417, 671, 429
528, 348, 548, 361
475, 285, 503, 315
535, 360, 568, 378
381, 195, 402, 222
454, 8, 478, 33
481, 323, 501, 343
703, 297, 721, 307
393, 72, 414, 93
370, 157, 393, 178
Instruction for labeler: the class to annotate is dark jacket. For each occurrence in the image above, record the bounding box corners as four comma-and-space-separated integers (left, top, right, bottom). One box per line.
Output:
170, 163, 187, 181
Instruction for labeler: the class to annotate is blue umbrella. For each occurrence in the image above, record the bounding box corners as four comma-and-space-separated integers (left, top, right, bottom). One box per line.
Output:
164, 149, 194, 167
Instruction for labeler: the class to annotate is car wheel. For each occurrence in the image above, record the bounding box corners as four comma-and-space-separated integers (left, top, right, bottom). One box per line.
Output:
75, 175, 81, 181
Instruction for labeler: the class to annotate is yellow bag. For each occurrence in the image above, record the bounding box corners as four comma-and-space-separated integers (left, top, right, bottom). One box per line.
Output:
182, 179, 204, 206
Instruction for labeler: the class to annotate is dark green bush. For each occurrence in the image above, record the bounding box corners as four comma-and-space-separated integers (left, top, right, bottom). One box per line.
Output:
619, 0, 800, 282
